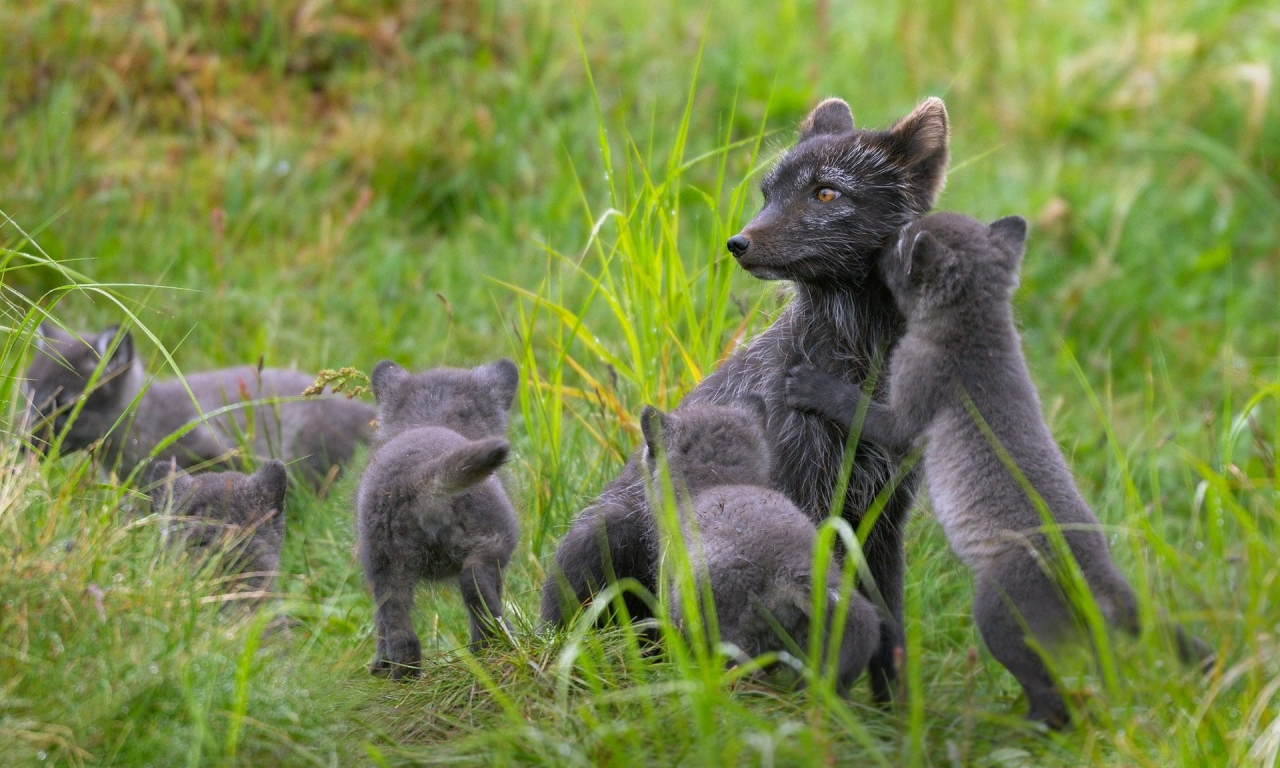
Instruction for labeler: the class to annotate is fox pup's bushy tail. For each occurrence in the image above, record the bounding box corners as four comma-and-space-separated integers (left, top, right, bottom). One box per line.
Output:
431, 438, 510, 495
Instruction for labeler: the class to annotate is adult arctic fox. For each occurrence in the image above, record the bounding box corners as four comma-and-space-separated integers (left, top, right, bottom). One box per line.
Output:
641, 400, 880, 694
357, 359, 520, 679
787, 212, 1153, 727
23, 323, 373, 486
543, 96, 950, 702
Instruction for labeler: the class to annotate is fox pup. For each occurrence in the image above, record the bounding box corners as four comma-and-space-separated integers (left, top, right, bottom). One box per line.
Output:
147, 459, 288, 598
788, 212, 1154, 726
357, 359, 520, 679
640, 399, 880, 694
23, 323, 374, 487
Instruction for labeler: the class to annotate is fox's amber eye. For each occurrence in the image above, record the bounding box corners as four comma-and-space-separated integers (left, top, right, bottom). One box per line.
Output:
815, 187, 840, 202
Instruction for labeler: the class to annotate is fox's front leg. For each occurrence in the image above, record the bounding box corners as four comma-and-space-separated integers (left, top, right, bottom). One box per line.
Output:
785, 365, 912, 453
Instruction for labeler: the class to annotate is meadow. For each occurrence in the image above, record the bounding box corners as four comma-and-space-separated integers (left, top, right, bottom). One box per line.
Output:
2, 0, 1279, 765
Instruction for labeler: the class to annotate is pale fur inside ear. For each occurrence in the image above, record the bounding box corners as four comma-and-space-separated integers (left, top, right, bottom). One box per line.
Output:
93, 326, 134, 372
890, 97, 949, 168
799, 98, 855, 141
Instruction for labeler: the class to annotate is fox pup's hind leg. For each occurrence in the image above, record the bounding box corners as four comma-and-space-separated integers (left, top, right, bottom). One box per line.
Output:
369, 565, 422, 680
972, 549, 1078, 729
460, 553, 507, 648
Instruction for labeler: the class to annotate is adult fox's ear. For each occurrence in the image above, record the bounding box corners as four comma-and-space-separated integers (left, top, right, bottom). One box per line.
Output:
93, 325, 134, 375
799, 98, 855, 142
639, 405, 666, 459
988, 216, 1028, 271
883, 97, 950, 211
369, 360, 408, 401
482, 358, 520, 411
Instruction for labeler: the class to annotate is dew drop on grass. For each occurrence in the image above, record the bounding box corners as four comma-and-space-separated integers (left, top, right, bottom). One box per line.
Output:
113, 573, 124, 583
275, 160, 291, 176
149, 663, 159, 675
1196, 541, 1204, 550
37, 752, 46, 761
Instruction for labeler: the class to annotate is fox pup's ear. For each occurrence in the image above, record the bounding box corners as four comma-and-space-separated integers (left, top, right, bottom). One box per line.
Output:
738, 393, 769, 432
907, 231, 963, 300
35, 321, 63, 355
988, 216, 1028, 271
146, 458, 194, 512
884, 97, 950, 210
370, 360, 408, 400
799, 98, 855, 142
482, 359, 520, 410
255, 460, 289, 533
92, 325, 134, 374
639, 405, 667, 459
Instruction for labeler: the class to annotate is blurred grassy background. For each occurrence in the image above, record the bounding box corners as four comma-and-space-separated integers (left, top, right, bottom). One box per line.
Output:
2, 0, 1278, 765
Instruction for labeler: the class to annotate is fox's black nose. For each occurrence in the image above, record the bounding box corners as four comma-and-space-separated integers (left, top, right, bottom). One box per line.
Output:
726, 234, 751, 257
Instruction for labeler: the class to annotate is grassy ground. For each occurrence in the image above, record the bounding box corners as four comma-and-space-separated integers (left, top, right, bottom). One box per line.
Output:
2, 0, 1279, 765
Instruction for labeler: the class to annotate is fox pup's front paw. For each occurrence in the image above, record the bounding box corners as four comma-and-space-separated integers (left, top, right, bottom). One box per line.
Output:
785, 365, 846, 415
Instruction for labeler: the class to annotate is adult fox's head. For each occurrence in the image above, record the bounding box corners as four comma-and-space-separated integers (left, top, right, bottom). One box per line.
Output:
727, 97, 949, 284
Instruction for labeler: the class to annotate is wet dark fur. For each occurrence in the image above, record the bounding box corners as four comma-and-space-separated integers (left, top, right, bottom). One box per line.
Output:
357, 359, 520, 679
541, 97, 950, 702
22, 324, 374, 487
641, 400, 880, 694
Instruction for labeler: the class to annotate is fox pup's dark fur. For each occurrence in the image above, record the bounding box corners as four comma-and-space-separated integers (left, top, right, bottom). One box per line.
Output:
641, 400, 880, 694
542, 96, 949, 702
147, 459, 288, 599
22, 323, 374, 487
786, 212, 1205, 727
357, 359, 520, 679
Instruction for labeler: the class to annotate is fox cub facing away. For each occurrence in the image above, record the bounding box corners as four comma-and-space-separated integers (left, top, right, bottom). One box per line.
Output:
357, 359, 520, 679
22, 323, 374, 487
787, 212, 1171, 726
147, 459, 289, 599
640, 399, 880, 694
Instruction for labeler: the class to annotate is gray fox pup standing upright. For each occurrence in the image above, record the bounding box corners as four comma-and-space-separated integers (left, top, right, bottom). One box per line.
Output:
23, 323, 374, 487
543, 96, 951, 703
147, 459, 289, 599
787, 212, 1210, 726
357, 359, 520, 679
640, 399, 881, 694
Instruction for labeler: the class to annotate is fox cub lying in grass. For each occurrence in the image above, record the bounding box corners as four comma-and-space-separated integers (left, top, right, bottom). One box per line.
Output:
147, 459, 289, 601
24, 323, 373, 487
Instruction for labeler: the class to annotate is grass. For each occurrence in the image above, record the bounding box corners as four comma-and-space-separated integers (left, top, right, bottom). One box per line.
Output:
2, 0, 1278, 765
